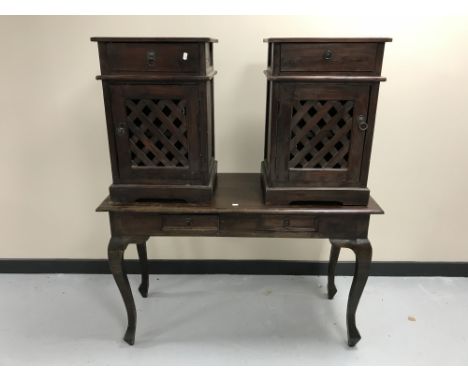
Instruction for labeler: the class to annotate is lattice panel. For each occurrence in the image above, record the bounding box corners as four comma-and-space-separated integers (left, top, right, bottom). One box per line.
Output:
125, 98, 189, 168
289, 100, 354, 169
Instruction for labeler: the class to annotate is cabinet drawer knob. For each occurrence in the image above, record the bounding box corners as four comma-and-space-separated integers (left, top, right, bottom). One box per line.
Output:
323, 49, 333, 61
146, 50, 156, 66
116, 122, 126, 136
358, 115, 369, 131
185, 218, 192, 226
283, 218, 290, 227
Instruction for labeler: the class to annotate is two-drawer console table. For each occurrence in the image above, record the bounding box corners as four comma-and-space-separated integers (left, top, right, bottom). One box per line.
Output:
97, 173, 383, 346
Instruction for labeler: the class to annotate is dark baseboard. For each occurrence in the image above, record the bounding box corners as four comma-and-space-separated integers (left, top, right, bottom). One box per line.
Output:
0, 259, 467, 277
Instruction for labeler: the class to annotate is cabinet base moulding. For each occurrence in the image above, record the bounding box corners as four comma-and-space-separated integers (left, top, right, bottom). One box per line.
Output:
110, 162, 217, 203
261, 162, 369, 206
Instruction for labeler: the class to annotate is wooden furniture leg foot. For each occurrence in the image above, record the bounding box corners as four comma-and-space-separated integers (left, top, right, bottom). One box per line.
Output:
136, 241, 149, 298
327, 242, 340, 299
330, 238, 372, 347
108, 237, 137, 345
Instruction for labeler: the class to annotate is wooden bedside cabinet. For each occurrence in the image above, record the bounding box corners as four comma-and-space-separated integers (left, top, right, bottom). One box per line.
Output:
261, 38, 391, 205
92, 37, 218, 202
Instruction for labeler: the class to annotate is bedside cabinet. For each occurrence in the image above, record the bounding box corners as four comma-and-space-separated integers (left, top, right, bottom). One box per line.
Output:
92, 37, 218, 202
261, 38, 391, 205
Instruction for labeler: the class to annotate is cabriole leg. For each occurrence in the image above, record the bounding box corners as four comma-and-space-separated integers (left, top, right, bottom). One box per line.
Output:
330, 238, 372, 347
108, 237, 136, 345
327, 242, 341, 299
136, 240, 149, 298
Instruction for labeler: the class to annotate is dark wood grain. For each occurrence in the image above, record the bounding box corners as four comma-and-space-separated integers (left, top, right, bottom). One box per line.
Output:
98, 173, 383, 215
100, 173, 381, 346
91, 37, 218, 43
136, 241, 149, 298
327, 242, 340, 299
108, 237, 137, 345
261, 38, 390, 205
330, 238, 372, 347
264, 71, 386, 82
264, 38, 392, 43
93, 37, 218, 203
280, 42, 378, 73
105, 42, 201, 73
96, 72, 217, 81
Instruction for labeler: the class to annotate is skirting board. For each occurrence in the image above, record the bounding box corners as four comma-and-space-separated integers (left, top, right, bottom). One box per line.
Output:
0, 259, 467, 277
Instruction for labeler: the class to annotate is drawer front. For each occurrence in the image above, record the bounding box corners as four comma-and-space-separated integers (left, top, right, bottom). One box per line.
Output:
109, 212, 369, 239
280, 43, 377, 73
106, 43, 200, 73
220, 214, 318, 236
110, 212, 163, 236
162, 214, 219, 233
258, 215, 317, 232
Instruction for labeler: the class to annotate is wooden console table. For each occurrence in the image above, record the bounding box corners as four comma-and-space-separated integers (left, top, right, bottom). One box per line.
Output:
97, 173, 383, 346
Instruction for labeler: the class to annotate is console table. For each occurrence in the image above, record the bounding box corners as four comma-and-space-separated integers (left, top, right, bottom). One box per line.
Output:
97, 173, 383, 346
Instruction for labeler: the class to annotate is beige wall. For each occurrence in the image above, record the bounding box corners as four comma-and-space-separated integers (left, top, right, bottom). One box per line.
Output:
1, 15, 467, 262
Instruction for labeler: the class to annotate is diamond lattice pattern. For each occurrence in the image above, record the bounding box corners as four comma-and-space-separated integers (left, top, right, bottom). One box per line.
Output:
289, 100, 354, 169
125, 98, 189, 167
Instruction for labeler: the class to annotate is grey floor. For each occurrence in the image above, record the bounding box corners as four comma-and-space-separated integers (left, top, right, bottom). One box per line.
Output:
0, 273, 467, 365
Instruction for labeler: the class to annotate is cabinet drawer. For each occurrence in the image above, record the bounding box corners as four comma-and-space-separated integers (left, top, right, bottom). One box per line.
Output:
280, 43, 377, 73
259, 215, 317, 232
106, 43, 200, 73
162, 214, 218, 233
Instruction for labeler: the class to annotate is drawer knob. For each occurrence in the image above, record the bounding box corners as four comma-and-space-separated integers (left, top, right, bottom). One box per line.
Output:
323, 49, 333, 61
358, 115, 369, 131
116, 122, 126, 136
283, 218, 290, 227
185, 218, 192, 226
146, 50, 156, 66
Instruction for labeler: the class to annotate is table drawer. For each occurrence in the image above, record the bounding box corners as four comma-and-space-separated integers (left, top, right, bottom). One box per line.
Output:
280, 42, 377, 73
259, 215, 317, 232
220, 214, 317, 235
162, 214, 219, 233
106, 43, 201, 73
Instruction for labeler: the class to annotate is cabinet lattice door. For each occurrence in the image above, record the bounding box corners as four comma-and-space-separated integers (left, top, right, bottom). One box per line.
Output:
125, 98, 189, 168
111, 84, 200, 184
276, 83, 370, 187
289, 99, 354, 170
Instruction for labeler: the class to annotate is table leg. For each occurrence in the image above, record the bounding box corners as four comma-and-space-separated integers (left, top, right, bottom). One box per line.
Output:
327, 242, 340, 299
136, 241, 149, 298
330, 238, 372, 347
108, 236, 136, 345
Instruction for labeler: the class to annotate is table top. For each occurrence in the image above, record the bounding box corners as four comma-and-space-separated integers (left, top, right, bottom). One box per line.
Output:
97, 173, 383, 215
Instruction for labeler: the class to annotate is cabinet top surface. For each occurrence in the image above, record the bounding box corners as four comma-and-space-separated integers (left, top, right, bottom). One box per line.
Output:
97, 173, 384, 215
264, 37, 392, 43
90, 37, 218, 43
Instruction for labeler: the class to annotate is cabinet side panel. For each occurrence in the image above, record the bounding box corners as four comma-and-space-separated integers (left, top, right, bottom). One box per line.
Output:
101, 82, 121, 183
97, 42, 109, 74
207, 79, 215, 162
359, 83, 380, 186
266, 82, 281, 182
197, 81, 214, 184
264, 81, 271, 160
